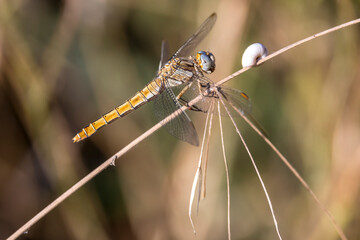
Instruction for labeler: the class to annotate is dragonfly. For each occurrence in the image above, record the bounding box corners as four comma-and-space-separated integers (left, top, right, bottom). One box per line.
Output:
72, 13, 257, 145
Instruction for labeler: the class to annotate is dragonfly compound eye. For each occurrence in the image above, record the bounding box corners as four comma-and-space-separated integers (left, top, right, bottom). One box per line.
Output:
196, 51, 216, 74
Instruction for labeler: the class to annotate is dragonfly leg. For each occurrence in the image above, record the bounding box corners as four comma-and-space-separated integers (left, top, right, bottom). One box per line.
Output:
175, 82, 204, 112
178, 98, 204, 112
176, 83, 192, 100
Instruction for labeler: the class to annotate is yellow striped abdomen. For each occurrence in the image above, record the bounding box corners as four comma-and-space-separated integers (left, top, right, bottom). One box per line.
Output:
72, 78, 163, 142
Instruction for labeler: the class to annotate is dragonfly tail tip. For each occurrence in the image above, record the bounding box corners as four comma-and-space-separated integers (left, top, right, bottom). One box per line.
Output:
72, 135, 81, 143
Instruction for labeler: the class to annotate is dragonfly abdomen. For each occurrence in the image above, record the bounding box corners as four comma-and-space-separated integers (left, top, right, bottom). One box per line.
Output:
72, 78, 163, 142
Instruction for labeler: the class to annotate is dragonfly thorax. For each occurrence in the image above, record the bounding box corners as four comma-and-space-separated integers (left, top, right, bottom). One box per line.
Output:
158, 58, 196, 87
196, 51, 216, 74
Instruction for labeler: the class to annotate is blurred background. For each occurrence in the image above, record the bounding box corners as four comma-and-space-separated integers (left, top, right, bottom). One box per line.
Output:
0, 0, 359, 239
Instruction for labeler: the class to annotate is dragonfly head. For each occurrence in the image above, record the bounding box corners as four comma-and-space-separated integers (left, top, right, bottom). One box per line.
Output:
196, 51, 216, 74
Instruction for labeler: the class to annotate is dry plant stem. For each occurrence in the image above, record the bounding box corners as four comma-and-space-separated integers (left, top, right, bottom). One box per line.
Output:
200, 102, 214, 200
214, 18, 358, 240
7, 103, 195, 240
8, 17, 360, 240
217, 92, 283, 240
216, 17, 360, 86
189, 101, 214, 234
239, 112, 348, 240
217, 102, 231, 240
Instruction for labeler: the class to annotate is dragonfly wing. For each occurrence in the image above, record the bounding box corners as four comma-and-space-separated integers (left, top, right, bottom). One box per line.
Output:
173, 13, 217, 58
175, 75, 253, 118
179, 77, 268, 137
217, 87, 252, 115
159, 40, 169, 70
154, 83, 199, 146
218, 86, 268, 137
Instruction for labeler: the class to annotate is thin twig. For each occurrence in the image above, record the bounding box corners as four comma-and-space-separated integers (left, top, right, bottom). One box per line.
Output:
217, 91, 283, 240
7, 103, 194, 240
200, 101, 214, 200
189, 101, 213, 234
8, 17, 360, 240
239, 112, 348, 240
216, 18, 360, 86
218, 102, 231, 240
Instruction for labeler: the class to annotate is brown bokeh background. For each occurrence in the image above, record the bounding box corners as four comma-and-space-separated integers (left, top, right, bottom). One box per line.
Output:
0, 0, 359, 239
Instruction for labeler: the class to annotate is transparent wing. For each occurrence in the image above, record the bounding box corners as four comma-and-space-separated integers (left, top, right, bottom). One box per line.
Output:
177, 76, 268, 137
154, 82, 199, 146
218, 87, 268, 137
159, 40, 169, 70
217, 87, 252, 115
173, 13, 217, 58
179, 83, 252, 116
177, 72, 252, 115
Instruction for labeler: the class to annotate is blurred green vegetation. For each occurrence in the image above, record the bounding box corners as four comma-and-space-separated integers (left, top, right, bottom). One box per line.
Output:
0, 0, 359, 239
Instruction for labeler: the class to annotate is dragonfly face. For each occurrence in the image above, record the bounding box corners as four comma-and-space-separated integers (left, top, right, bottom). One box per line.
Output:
196, 51, 216, 74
